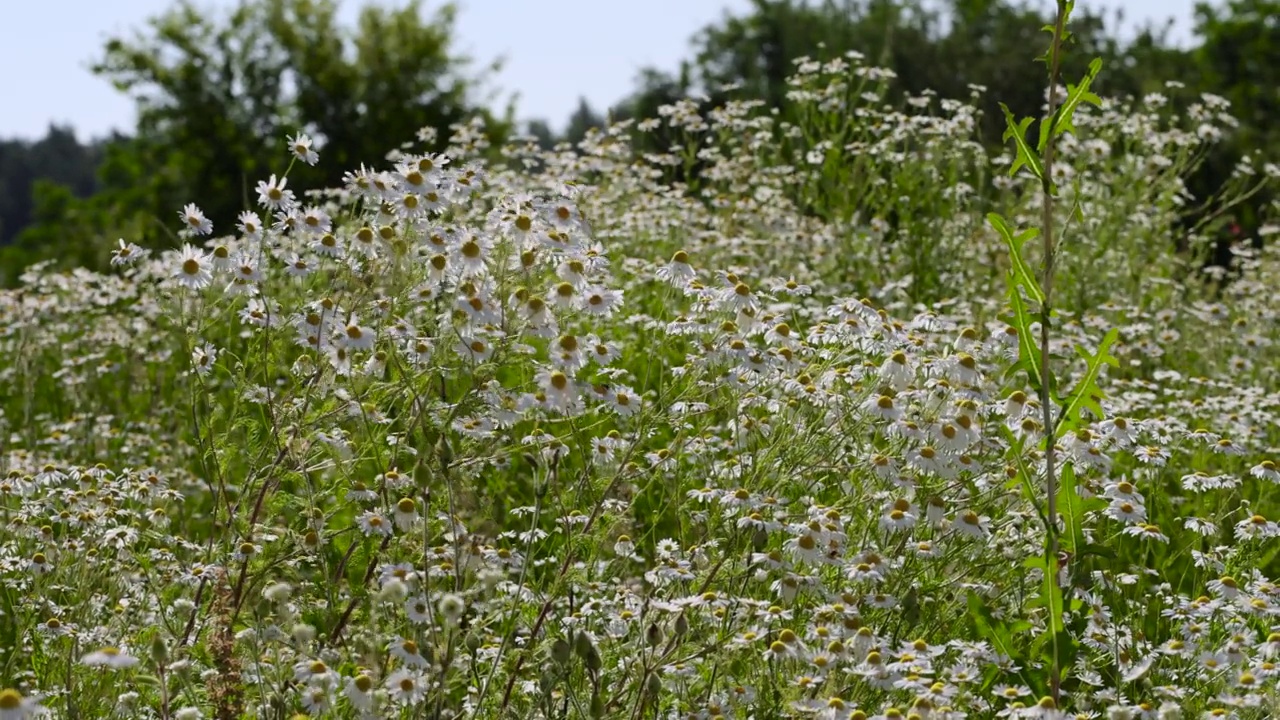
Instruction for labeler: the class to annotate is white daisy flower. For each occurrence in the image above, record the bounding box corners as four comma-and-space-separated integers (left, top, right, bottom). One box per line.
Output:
288, 132, 319, 165
386, 668, 427, 706
81, 647, 140, 669
172, 245, 213, 290
179, 203, 212, 235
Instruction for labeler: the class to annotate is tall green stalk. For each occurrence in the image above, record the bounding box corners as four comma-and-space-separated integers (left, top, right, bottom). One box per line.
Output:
985, 0, 1117, 706
1039, 3, 1068, 702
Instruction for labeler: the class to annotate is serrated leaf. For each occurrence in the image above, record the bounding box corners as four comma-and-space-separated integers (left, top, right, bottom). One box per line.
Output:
1007, 287, 1045, 392
1058, 463, 1085, 556
1078, 543, 1116, 560
967, 592, 1018, 663
999, 103, 1045, 183
1039, 57, 1103, 151
1000, 427, 1049, 524
1056, 328, 1119, 434
988, 213, 1044, 304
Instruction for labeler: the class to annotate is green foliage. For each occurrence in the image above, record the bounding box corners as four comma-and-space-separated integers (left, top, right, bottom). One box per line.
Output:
0, 127, 106, 284
1040, 58, 1103, 153
618, 0, 1129, 147
2, 0, 510, 285
96, 0, 508, 224
1, 25, 1280, 714
0, 5, 1279, 712
1193, 0, 1280, 151
999, 108, 1047, 187
1057, 329, 1119, 434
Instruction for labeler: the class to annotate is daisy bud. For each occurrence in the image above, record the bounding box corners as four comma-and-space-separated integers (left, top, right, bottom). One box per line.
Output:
377, 579, 408, 604
150, 635, 169, 665
646, 623, 663, 648
291, 623, 316, 645
573, 631, 595, 660
465, 631, 482, 652
674, 613, 689, 637
550, 638, 572, 666
646, 672, 662, 697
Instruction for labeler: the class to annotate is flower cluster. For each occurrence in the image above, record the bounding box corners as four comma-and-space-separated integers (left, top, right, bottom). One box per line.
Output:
0, 51, 1278, 720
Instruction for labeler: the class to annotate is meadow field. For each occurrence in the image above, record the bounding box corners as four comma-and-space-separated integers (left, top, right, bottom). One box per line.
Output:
2, 8, 1280, 719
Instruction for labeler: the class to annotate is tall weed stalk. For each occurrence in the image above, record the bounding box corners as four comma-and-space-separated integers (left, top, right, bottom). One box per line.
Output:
985, 0, 1118, 705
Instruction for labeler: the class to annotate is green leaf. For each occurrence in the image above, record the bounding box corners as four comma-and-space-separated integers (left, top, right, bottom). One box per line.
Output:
967, 591, 1018, 663
1036, 2, 1076, 67
987, 213, 1044, 305
1057, 463, 1085, 556
1056, 328, 1119, 434
1052, 629, 1079, 682
1042, 551, 1066, 638
1039, 57, 1104, 151
1006, 288, 1045, 392
988, 212, 1048, 393
1000, 428, 1048, 525
999, 103, 1045, 183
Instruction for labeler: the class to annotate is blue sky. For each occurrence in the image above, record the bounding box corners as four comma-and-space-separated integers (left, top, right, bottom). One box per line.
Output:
0, 0, 1204, 141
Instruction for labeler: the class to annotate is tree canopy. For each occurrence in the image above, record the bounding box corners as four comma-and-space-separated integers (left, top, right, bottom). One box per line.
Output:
0, 0, 510, 283
1, 0, 1278, 284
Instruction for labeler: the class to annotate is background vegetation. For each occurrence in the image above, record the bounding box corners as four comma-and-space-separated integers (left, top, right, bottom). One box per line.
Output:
2, 0, 1278, 285
3, 1, 1280, 717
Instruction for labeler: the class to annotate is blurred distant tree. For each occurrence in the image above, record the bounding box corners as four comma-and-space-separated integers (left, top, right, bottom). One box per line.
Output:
1, 138, 159, 284
613, 67, 693, 125
523, 120, 557, 150
1174, 0, 1280, 250
93, 0, 511, 233
2, 0, 510, 285
647, 0, 1132, 148
598, 0, 1146, 218
0, 126, 101, 246
0, 127, 109, 285
603, 0, 1280, 243
609, 66, 696, 170
1193, 0, 1280, 152
564, 97, 607, 147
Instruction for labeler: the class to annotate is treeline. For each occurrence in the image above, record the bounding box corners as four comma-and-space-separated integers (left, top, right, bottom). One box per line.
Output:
1, 0, 1276, 284
0, 128, 104, 245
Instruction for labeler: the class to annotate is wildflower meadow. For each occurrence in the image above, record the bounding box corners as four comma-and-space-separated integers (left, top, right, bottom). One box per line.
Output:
3, 3, 1280, 718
